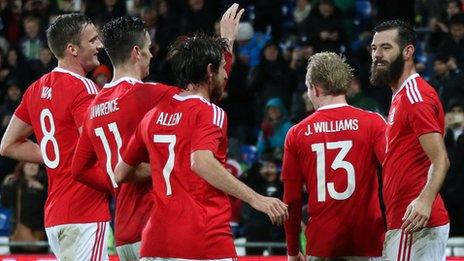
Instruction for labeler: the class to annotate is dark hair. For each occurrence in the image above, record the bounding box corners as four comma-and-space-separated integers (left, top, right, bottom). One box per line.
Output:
46, 13, 92, 59
101, 16, 147, 66
373, 20, 417, 50
167, 34, 228, 88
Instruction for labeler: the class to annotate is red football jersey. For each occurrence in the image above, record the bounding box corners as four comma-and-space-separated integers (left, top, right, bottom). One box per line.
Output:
383, 73, 449, 229
14, 67, 110, 227
282, 104, 386, 257
73, 77, 181, 246
122, 94, 235, 259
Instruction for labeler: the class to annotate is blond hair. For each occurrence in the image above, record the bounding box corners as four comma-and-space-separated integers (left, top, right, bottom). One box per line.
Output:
306, 52, 353, 95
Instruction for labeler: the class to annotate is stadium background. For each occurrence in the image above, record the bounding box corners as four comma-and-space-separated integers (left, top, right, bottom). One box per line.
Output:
0, 0, 463, 258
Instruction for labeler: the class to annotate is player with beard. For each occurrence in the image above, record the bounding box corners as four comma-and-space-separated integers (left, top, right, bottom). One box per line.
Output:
371, 20, 450, 260
114, 20, 289, 260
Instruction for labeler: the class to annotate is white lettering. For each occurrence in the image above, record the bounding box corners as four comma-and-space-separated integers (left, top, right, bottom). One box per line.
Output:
90, 99, 119, 119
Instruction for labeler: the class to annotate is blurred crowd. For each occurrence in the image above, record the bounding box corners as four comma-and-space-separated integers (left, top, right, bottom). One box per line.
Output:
0, 0, 463, 254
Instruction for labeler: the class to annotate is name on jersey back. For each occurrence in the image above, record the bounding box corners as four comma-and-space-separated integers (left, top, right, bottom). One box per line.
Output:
304, 119, 359, 136
90, 98, 120, 119
156, 112, 182, 126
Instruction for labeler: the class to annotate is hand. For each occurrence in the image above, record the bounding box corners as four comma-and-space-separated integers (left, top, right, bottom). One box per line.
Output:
3, 174, 17, 185
319, 31, 330, 40
401, 197, 433, 233
288, 252, 305, 261
250, 195, 288, 226
220, 3, 245, 47
28, 180, 44, 190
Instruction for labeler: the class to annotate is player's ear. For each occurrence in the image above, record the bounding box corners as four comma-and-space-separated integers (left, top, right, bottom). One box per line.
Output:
403, 44, 415, 60
66, 43, 78, 57
133, 45, 141, 62
314, 85, 322, 97
206, 63, 214, 81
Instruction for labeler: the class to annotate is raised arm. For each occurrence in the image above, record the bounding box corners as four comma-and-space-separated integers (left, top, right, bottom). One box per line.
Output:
220, 3, 244, 52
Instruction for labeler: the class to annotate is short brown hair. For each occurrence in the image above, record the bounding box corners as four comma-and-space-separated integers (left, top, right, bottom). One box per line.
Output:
46, 13, 92, 59
306, 52, 353, 95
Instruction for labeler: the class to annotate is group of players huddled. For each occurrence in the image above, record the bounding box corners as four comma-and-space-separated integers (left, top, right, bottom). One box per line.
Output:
0, 2, 451, 261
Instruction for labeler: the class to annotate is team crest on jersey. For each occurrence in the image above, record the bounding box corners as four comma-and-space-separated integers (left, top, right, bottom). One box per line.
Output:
388, 107, 396, 125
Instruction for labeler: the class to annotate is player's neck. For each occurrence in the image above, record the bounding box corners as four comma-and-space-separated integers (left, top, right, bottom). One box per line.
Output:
389, 63, 416, 94
181, 83, 210, 101
112, 64, 142, 82
57, 59, 86, 77
315, 95, 347, 110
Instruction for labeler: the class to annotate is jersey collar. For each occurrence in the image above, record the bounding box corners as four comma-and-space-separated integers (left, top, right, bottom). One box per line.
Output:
104, 77, 143, 88
392, 73, 420, 100
317, 103, 348, 111
52, 67, 87, 80
173, 94, 210, 104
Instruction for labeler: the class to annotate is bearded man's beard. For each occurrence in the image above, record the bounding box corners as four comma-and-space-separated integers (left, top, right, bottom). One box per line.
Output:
370, 53, 405, 87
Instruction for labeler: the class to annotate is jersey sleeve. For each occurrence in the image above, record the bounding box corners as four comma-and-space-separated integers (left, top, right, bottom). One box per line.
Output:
72, 128, 114, 194
224, 50, 232, 75
281, 127, 303, 182
282, 127, 303, 256
191, 105, 225, 154
14, 89, 31, 125
371, 113, 387, 162
70, 80, 97, 128
407, 100, 442, 137
121, 120, 149, 167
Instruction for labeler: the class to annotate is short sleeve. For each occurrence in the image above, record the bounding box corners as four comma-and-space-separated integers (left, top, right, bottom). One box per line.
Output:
407, 101, 442, 137
70, 80, 97, 128
14, 90, 31, 125
371, 113, 387, 162
281, 128, 303, 182
191, 105, 225, 153
121, 121, 149, 166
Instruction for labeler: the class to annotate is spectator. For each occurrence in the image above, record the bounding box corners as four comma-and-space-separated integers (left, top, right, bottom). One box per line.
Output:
255, 97, 293, 159
19, 16, 45, 61
179, 0, 217, 34
293, 0, 311, 35
288, 37, 314, 122
235, 22, 270, 67
430, 54, 464, 109
253, 0, 283, 39
426, 0, 462, 53
5, 48, 32, 90
0, 81, 21, 136
220, 49, 255, 145
241, 154, 285, 255
347, 76, 385, 115
303, 0, 347, 53
29, 47, 56, 81
1, 161, 47, 253
443, 102, 464, 236
439, 13, 464, 70
252, 41, 292, 113
90, 64, 111, 88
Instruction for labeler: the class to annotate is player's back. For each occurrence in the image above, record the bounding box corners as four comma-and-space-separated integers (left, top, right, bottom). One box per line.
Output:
138, 94, 234, 259
84, 77, 179, 246
14, 68, 110, 227
285, 104, 385, 257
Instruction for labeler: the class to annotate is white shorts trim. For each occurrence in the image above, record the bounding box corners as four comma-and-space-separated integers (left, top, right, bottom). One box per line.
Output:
45, 222, 110, 261
116, 241, 141, 261
383, 223, 449, 261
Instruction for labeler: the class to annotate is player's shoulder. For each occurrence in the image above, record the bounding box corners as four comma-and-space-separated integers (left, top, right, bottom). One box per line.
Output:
401, 74, 439, 105
172, 94, 226, 128
346, 105, 387, 124
51, 67, 98, 95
